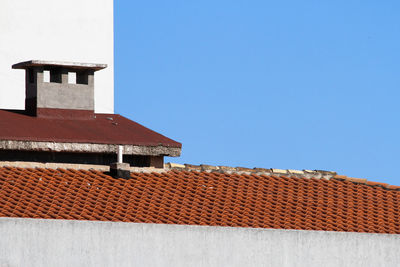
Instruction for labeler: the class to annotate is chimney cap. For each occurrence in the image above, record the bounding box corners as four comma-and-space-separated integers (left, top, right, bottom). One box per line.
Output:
12, 60, 107, 71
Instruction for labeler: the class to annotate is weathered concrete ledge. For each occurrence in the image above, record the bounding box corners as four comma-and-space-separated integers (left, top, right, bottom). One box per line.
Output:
12, 60, 107, 71
0, 140, 181, 157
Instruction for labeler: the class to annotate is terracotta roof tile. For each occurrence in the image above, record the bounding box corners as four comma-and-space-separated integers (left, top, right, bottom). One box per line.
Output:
0, 166, 399, 234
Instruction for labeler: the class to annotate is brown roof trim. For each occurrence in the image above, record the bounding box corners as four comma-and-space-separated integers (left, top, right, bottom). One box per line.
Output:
0, 111, 182, 150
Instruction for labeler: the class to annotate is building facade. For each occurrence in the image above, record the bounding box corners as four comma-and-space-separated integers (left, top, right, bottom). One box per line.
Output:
0, 0, 114, 113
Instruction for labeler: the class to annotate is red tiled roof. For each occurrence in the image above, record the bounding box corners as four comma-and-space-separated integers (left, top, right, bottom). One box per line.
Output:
0, 110, 181, 147
0, 166, 399, 234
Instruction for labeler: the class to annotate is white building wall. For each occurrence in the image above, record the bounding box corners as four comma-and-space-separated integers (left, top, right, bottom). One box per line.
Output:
0, 0, 114, 113
0, 218, 399, 267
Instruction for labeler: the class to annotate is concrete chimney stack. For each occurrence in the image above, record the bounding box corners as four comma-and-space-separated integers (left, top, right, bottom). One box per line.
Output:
12, 60, 106, 119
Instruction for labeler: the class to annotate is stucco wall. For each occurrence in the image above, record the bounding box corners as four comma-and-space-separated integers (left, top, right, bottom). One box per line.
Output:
0, 0, 114, 113
0, 218, 399, 267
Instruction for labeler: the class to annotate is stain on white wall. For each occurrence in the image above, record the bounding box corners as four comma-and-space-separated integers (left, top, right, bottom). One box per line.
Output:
0, 0, 114, 113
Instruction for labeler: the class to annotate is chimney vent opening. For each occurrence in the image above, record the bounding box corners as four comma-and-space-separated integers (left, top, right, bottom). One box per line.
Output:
76, 70, 89, 85
50, 68, 62, 83
43, 70, 50, 83
68, 72, 77, 84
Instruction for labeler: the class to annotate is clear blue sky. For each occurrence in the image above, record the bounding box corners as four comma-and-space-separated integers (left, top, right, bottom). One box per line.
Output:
114, 1, 400, 185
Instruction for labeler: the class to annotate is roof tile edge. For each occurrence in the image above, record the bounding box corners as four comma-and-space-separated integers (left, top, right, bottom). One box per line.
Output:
164, 163, 336, 179
334, 175, 400, 190
3, 160, 397, 191
165, 163, 400, 191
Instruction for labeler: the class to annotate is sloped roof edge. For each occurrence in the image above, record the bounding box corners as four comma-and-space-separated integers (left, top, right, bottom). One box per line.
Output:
0, 140, 181, 157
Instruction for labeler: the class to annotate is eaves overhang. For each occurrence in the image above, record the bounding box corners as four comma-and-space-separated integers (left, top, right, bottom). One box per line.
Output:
12, 60, 107, 71
0, 140, 181, 157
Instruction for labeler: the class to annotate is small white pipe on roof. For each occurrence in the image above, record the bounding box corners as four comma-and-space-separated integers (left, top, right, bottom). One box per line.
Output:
118, 145, 123, 163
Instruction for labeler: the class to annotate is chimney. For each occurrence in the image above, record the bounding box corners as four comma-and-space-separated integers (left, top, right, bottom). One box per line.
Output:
12, 60, 106, 119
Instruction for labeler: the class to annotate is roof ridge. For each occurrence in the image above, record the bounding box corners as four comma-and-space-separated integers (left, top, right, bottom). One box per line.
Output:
332, 175, 400, 190
165, 163, 400, 191
165, 163, 337, 179
1, 161, 398, 191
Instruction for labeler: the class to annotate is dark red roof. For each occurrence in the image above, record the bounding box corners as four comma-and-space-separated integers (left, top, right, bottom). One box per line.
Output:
0, 110, 181, 147
1, 166, 399, 234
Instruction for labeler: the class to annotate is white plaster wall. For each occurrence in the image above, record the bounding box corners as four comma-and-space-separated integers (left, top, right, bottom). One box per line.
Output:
0, 0, 114, 113
0, 218, 399, 267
